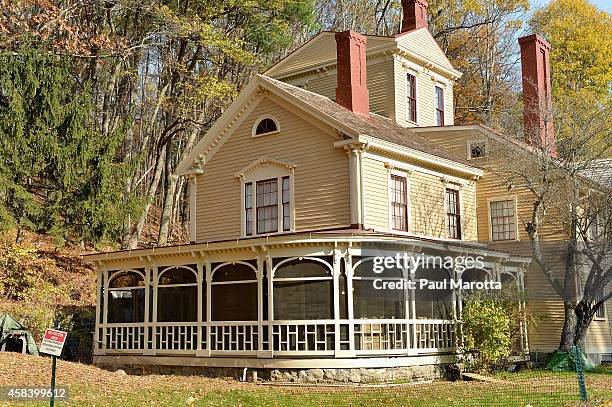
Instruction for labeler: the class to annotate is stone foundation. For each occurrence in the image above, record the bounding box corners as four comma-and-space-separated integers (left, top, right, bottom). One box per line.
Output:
96, 363, 449, 384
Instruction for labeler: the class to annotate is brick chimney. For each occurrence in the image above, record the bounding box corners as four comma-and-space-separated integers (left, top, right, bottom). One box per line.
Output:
401, 0, 429, 32
519, 34, 555, 154
335, 31, 370, 117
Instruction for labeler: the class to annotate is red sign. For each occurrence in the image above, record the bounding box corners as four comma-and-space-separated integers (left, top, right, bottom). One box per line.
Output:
40, 329, 68, 357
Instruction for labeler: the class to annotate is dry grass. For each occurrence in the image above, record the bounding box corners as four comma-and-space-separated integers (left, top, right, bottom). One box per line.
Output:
0, 353, 610, 406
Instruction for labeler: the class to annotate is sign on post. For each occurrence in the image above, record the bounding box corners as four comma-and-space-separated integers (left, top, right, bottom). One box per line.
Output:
40, 329, 67, 357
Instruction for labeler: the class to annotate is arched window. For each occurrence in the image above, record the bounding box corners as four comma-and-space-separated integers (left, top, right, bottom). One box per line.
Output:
414, 267, 454, 319
273, 258, 333, 320
253, 117, 279, 136
157, 266, 198, 322
353, 258, 406, 319
211, 263, 257, 321
108, 270, 145, 323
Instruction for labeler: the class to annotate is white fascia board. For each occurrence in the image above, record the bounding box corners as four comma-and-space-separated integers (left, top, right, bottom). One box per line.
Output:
175, 77, 265, 176
356, 134, 483, 179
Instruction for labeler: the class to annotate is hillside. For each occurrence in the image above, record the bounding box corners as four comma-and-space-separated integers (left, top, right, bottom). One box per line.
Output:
0, 230, 98, 362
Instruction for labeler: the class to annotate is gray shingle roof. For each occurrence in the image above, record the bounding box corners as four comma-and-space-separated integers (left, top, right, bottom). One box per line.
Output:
259, 75, 472, 166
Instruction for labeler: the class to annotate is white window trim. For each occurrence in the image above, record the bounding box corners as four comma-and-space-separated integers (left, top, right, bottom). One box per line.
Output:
236, 158, 295, 238
593, 286, 607, 320
442, 181, 462, 240
387, 167, 412, 233
466, 139, 488, 160
405, 70, 419, 125
241, 175, 295, 238
251, 115, 281, 138
487, 196, 521, 242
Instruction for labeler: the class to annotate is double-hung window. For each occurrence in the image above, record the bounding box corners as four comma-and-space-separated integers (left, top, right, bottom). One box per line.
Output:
390, 175, 408, 231
406, 73, 417, 123
490, 200, 517, 241
446, 188, 461, 239
244, 176, 291, 236
434, 85, 444, 126
256, 179, 278, 234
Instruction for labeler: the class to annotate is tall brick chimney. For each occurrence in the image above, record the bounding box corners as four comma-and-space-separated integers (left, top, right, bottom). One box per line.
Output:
335, 31, 370, 117
519, 34, 555, 153
401, 0, 429, 32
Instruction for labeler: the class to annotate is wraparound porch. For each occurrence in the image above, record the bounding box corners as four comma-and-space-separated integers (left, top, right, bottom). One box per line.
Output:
87, 233, 530, 367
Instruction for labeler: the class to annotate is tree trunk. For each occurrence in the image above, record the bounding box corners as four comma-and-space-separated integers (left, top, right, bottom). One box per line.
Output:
157, 142, 176, 246
124, 148, 166, 249
559, 302, 576, 352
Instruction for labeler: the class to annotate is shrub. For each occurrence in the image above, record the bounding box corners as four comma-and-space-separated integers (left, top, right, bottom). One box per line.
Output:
461, 297, 512, 372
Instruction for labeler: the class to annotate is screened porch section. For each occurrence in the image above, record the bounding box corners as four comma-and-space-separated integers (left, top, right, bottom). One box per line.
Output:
94, 248, 527, 360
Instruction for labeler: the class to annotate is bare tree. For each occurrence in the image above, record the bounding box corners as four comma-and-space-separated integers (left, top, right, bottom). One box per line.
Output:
495, 93, 611, 351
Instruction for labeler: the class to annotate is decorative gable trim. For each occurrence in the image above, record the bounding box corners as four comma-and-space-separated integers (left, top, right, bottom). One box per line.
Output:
234, 157, 297, 181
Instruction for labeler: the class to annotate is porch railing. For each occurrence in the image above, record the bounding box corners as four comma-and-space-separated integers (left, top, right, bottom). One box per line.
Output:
98, 319, 459, 357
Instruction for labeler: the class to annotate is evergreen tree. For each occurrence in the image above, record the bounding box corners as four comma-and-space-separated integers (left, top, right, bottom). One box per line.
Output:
0, 46, 139, 244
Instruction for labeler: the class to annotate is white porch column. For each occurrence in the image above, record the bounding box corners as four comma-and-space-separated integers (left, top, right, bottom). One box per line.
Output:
256, 252, 271, 357
151, 265, 158, 355
333, 245, 341, 355
205, 260, 212, 356
196, 260, 205, 356
94, 270, 103, 354
345, 247, 355, 354
101, 269, 109, 353
266, 252, 274, 356
143, 266, 152, 355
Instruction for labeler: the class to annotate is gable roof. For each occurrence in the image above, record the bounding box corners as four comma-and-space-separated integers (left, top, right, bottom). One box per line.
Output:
264, 29, 460, 81
176, 74, 480, 177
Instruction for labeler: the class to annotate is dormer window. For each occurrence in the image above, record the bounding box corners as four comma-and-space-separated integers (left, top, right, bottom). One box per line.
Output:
253, 116, 279, 137
434, 86, 444, 126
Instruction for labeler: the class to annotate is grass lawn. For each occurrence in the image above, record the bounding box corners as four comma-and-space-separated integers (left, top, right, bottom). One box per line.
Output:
1, 353, 610, 406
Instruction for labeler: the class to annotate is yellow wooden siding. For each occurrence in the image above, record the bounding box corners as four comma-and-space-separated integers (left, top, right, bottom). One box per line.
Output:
395, 29, 455, 71
361, 155, 477, 240
362, 156, 389, 230
195, 97, 351, 241
394, 59, 454, 128
410, 170, 446, 237
267, 33, 393, 79
286, 58, 395, 119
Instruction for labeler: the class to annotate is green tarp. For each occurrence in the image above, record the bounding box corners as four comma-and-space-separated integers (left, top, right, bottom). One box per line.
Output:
546, 348, 594, 372
0, 314, 39, 356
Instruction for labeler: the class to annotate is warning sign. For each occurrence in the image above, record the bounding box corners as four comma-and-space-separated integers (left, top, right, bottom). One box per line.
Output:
39, 329, 67, 357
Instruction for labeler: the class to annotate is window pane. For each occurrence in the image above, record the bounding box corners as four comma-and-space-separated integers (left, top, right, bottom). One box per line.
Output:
390, 175, 408, 231
446, 189, 461, 239
490, 200, 516, 241
212, 283, 257, 321
157, 286, 197, 322
353, 280, 405, 319
256, 179, 278, 233
274, 280, 333, 320
108, 289, 145, 323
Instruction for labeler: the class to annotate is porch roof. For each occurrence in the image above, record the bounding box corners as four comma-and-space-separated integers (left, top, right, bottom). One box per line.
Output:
82, 229, 531, 266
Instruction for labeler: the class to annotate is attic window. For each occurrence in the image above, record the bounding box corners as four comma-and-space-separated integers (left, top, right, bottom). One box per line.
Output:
469, 141, 487, 159
253, 117, 279, 137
